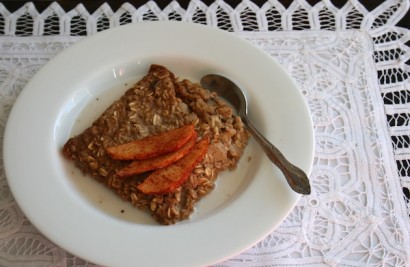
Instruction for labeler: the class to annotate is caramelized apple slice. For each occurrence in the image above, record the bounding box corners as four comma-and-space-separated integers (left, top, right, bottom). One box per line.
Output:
137, 137, 209, 194
106, 125, 195, 160
117, 132, 197, 177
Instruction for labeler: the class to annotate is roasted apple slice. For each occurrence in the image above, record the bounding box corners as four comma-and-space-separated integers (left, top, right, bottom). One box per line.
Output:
116, 132, 197, 177
137, 137, 209, 194
106, 124, 195, 160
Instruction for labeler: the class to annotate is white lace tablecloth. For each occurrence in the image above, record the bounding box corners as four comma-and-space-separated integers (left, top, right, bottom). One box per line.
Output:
0, 0, 409, 266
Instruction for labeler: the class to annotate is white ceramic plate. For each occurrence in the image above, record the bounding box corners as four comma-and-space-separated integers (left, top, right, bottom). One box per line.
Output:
4, 22, 314, 267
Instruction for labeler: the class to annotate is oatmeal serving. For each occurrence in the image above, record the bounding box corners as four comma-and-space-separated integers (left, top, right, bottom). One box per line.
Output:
62, 64, 250, 225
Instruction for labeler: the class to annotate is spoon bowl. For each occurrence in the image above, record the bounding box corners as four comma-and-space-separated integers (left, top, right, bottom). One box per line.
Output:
201, 74, 311, 195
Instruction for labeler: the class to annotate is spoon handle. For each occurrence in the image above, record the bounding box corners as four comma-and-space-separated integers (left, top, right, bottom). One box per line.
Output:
242, 115, 311, 195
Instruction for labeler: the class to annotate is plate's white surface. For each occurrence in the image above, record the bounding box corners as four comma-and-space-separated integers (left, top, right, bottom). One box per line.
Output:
3, 22, 314, 267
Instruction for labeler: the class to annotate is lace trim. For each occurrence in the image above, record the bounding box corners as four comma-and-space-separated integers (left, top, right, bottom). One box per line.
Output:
0, 1, 408, 35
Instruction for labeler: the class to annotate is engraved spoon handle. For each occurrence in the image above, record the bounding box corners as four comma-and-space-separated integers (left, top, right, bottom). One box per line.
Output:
241, 114, 311, 195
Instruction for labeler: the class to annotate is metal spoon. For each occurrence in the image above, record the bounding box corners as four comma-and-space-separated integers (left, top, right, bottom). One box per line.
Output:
200, 74, 311, 195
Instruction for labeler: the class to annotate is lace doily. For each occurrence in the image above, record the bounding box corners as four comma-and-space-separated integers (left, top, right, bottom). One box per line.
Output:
0, 0, 409, 266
